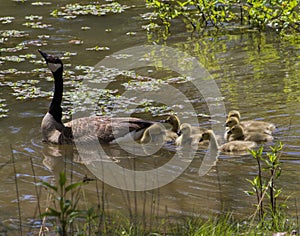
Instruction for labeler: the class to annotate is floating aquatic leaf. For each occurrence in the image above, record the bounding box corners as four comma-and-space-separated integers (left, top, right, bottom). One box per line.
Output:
19, 54, 37, 59
142, 23, 160, 31
123, 75, 167, 92
0, 98, 8, 118
0, 30, 28, 38
86, 46, 110, 51
0, 56, 25, 63
31, 2, 52, 6
5, 79, 50, 100
68, 39, 83, 45
25, 15, 43, 21
167, 76, 194, 84
0, 68, 18, 74
22, 21, 51, 29
74, 65, 94, 72
64, 52, 77, 57
0, 43, 28, 52
81, 26, 91, 30
126, 32, 136, 36
51, 2, 130, 19
0, 16, 15, 24
140, 12, 158, 21
23, 39, 47, 47
37, 34, 50, 39
111, 53, 132, 60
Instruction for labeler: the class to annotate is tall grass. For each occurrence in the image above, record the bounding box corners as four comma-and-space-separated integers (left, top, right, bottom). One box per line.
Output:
8, 142, 299, 235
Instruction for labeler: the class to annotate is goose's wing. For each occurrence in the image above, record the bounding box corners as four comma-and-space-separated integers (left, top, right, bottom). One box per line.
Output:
66, 117, 153, 143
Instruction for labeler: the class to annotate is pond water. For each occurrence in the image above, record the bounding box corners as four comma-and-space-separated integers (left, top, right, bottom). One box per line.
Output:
1, 0, 300, 234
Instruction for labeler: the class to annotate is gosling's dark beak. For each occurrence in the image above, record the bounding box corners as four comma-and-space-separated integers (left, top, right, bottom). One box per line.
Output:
177, 130, 182, 136
38, 49, 48, 61
199, 137, 204, 142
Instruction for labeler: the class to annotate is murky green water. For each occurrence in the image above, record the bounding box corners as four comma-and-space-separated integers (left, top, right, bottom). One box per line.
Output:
1, 0, 300, 234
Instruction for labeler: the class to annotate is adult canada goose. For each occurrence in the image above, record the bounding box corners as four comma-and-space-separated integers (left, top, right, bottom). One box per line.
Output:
39, 50, 154, 144
175, 123, 205, 147
200, 130, 257, 153
140, 123, 166, 144
227, 110, 276, 132
227, 124, 273, 143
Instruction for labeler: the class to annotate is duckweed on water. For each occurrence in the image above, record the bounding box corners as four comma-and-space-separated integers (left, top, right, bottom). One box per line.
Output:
22, 21, 51, 29
31, 2, 52, 6
24, 15, 43, 21
126, 31, 137, 36
37, 34, 50, 39
25, 39, 47, 47
0, 43, 28, 52
68, 39, 83, 45
0, 56, 25, 63
50, 2, 130, 19
0, 16, 15, 24
81, 26, 91, 31
123, 78, 166, 92
6, 79, 51, 100
86, 46, 110, 51
0, 99, 8, 118
0, 30, 28, 38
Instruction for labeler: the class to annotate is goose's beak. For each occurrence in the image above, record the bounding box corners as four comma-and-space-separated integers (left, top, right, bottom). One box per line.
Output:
38, 49, 49, 62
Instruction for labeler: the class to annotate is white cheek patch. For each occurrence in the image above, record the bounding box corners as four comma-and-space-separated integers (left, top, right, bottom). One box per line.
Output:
48, 63, 62, 73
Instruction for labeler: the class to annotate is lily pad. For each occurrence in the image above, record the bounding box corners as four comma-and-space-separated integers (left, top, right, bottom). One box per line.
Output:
25, 15, 43, 21
126, 32, 137, 36
0, 16, 15, 24
68, 39, 83, 45
0, 43, 28, 52
0, 30, 28, 38
86, 46, 110, 51
50, 2, 130, 19
81, 26, 91, 30
22, 21, 51, 29
0, 98, 8, 118
5, 79, 50, 100
23, 39, 47, 46
0, 56, 25, 63
123, 78, 167, 92
37, 34, 50, 39
31, 2, 52, 6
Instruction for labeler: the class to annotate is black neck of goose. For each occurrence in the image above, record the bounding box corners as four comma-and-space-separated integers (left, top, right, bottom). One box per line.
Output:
49, 68, 63, 124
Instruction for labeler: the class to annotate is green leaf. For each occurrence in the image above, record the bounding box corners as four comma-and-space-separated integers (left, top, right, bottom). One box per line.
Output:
41, 181, 58, 192
41, 207, 61, 217
274, 189, 282, 198
59, 172, 67, 188
65, 182, 85, 193
244, 190, 254, 196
